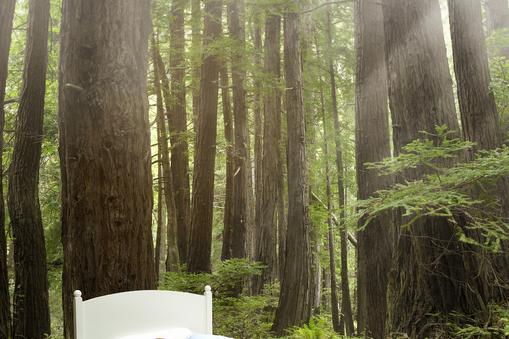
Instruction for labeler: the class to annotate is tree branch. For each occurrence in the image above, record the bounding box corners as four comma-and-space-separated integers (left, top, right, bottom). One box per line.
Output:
311, 192, 358, 247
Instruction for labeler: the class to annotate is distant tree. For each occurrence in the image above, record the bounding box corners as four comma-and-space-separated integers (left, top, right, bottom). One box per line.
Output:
8, 0, 51, 337
168, 0, 191, 265
152, 41, 180, 272
325, 10, 354, 336
59, 0, 156, 337
228, 0, 248, 261
220, 65, 234, 260
0, 0, 15, 337
354, 0, 393, 338
485, 0, 509, 34
188, 0, 223, 273
316, 40, 340, 331
272, 6, 313, 334
253, 14, 281, 295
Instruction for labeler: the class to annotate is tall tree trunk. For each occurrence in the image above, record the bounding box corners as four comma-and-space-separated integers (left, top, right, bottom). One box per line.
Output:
59, 1, 156, 337
253, 14, 281, 295
228, 0, 248, 260
220, 66, 234, 260
155, 154, 164, 283
317, 44, 340, 331
188, 0, 222, 273
152, 39, 180, 272
253, 13, 263, 260
449, 0, 509, 295
0, 0, 15, 337
354, 1, 393, 338
8, 0, 51, 337
326, 10, 354, 336
169, 0, 191, 265
485, 0, 509, 33
272, 8, 313, 335
449, 0, 503, 152
191, 0, 202, 131
382, 0, 492, 336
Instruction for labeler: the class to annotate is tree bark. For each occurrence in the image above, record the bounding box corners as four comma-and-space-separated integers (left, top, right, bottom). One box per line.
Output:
152, 39, 180, 272
354, 1, 393, 338
449, 0, 509, 296
0, 0, 15, 337
220, 65, 234, 260
253, 14, 281, 295
272, 9, 313, 335
169, 0, 191, 265
9, 0, 51, 337
228, 0, 248, 261
382, 0, 492, 335
326, 10, 354, 336
449, 0, 503, 152
188, 0, 222, 273
59, 1, 156, 337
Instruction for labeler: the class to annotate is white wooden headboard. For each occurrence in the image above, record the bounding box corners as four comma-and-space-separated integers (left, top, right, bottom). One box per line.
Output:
73, 286, 213, 339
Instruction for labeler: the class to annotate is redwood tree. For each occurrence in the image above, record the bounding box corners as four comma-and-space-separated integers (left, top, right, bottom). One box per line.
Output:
188, 0, 223, 273
253, 14, 281, 294
168, 0, 191, 264
8, 0, 51, 336
326, 10, 354, 335
228, 0, 248, 260
272, 7, 313, 335
0, 0, 16, 337
448, 0, 509, 293
354, 0, 393, 337
59, 1, 156, 337
382, 0, 492, 335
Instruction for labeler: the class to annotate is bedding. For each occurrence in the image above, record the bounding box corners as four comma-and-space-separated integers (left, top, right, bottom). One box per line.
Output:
119, 328, 232, 339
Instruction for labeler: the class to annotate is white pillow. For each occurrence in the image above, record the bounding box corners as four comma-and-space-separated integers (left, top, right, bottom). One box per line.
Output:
119, 328, 193, 339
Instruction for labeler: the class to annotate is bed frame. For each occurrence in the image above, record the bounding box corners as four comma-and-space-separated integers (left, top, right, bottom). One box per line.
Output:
73, 286, 213, 339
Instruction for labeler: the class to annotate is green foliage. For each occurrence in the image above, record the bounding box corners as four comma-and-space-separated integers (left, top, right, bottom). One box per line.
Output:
285, 316, 361, 339
357, 127, 509, 252
443, 303, 509, 339
161, 260, 277, 338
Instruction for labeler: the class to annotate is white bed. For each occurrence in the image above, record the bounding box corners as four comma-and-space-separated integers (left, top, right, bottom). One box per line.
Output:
73, 286, 213, 339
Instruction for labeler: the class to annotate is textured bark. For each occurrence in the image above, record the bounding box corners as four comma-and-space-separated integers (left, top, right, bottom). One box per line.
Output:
0, 0, 15, 337
253, 14, 281, 295
449, 0, 509, 295
188, 0, 222, 273
326, 11, 354, 336
152, 40, 180, 272
169, 0, 191, 265
228, 0, 248, 260
485, 0, 509, 33
59, 1, 156, 337
382, 0, 492, 336
354, 1, 393, 338
220, 66, 234, 260
9, 0, 51, 337
272, 10, 313, 335
449, 0, 503, 152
